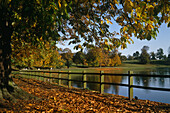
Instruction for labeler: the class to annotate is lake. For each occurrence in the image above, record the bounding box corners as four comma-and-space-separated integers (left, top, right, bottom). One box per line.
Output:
61, 67, 170, 104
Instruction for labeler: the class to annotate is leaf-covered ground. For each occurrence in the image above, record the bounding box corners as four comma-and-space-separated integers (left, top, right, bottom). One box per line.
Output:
1, 77, 170, 112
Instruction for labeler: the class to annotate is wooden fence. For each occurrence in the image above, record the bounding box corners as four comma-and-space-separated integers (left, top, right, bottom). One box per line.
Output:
12, 70, 170, 100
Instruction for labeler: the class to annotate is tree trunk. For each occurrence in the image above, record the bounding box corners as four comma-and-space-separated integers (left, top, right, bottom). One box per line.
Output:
0, 18, 18, 103
0, 20, 36, 103
0, 19, 12, 89
0, 5, 37, 104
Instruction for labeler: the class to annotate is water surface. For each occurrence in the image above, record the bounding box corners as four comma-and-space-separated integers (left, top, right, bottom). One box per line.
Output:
69, 67, 170, 104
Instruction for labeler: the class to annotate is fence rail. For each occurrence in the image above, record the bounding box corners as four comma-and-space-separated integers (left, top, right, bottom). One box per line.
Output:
12, 70, 170, 100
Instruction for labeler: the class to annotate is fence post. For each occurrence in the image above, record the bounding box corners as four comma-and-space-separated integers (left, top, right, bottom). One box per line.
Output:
58, 71, 61, 85
31, 71, 33, 78
37, 71, 39, 80
50, 72, 52, 83
34, 71, 36, 80
43, 72, 46, 82
40, 71, 42, 81
28, 71, 30, 79
83, 71, 87, 89
128, 71, 133, 100
33, 71, 35, 79
68, 71, 71, 88
39, 71, 41, 80
100, 71, 104, 94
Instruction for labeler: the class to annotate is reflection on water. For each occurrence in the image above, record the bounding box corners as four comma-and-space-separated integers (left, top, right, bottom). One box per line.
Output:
63, 67, 170, 104
104, 76, 123, 94
133, 68, 170, 89
73, 75, 124, 94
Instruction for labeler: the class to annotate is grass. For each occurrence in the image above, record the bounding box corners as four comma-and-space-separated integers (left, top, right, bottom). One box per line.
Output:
122, 60, 170, 68
51, 60, 170, 74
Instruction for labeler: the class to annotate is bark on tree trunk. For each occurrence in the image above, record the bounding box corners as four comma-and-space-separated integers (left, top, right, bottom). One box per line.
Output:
0, 20, 12, 88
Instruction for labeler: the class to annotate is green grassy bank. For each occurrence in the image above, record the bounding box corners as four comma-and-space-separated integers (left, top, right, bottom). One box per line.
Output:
52, 60, 170, 74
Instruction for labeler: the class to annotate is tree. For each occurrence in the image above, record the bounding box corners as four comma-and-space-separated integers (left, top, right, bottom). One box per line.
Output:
140, 46, 150, 64
127, 55, 133, 60
120, 55, 127, 61
167, 47, 170, 61
61, 48, 74, 68
156, 48, 164, 60
102, 50, 112, 66
150, 52, 156, 60
73, 51, 86, 65
168, 47, 170, 55
11, 38, 65, 69
0, 0, 72, 101
168, 54, 170, 62
86, 47, 103, 67
111, 53, 121, 66
0, 0, 169, 101
133, 51, 140, 60
109, 49, 121, 66
163, 55, 167, 60
86, 47, 121, 67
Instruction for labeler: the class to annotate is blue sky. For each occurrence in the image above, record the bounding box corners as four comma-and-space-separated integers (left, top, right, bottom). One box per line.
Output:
119, 23, 170, 56
57, 23, 170, 56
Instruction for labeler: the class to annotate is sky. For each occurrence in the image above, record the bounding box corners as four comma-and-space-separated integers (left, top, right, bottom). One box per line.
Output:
57, 23, 170, 56
119, 23, 170, 56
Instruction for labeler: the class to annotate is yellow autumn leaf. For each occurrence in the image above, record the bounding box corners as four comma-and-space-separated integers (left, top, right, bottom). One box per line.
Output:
104, 41, 108, 45
33, 23, 36, 27
100, 28, 104, 34
58, 0, 61, 8
109, 20, 113, 24
54, 97, 57, 101
54, 6, 58, 10
136, 11, 141, 17
106, 19, 113, 24
130, 38, 134, 44
106, 18, 109, 24
86, 14, 90, 19
101, 20, 104, 24
48, 109, 54, 112
78, 44, 82, 48
148, 4, 154, 9
28, 103, 33, 106
127, 40, 131, 44
128, 0, 134, 7
121, 45, 124, 50
114, 0, 119, 5
123, 26, 127, 32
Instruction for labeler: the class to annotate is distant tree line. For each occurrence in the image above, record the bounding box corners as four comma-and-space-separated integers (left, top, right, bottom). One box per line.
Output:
12, 40, 122, 69
126, 46, 170, 64
12, 41, 170, 69
61, 47, 122, 68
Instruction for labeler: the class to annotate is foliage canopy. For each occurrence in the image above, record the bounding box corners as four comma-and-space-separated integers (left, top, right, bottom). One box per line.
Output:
1, 0, 169, 49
